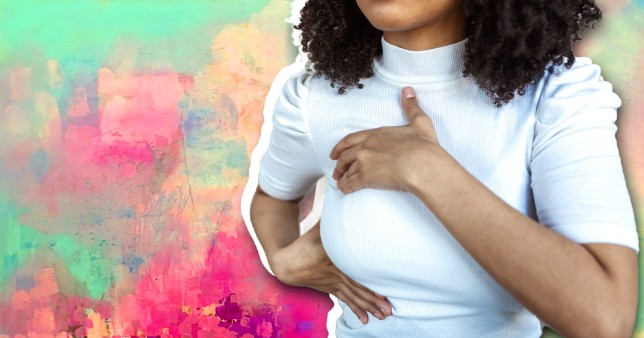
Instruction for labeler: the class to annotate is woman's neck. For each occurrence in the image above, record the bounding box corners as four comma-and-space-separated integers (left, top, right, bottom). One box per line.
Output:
382, 7, 467, 51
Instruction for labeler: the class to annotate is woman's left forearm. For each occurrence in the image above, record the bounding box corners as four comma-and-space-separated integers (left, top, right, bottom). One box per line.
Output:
330, 87, 636, 336
408, 145, 636, 338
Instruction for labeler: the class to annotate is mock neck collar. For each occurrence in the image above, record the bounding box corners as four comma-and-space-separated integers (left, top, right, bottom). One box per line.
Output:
373, 35, 468, 84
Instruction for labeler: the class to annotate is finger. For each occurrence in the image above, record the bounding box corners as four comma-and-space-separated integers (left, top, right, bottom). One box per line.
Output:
374, 292, 387, 300
336, 281, 384, 321
332, 145, 360, 180
345, 279, 392, 317
330, 129, 376, 160
335, 289, 370, 324
344, 278, 392, 316
343, 274, 392, 315
401, 86, 425, 124
401, 86, 438, 140
338, 169, 364, 194
345, 160, 359, 179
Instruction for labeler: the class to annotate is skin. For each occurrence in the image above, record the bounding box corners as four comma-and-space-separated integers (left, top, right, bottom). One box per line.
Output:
251, 0, 638, 335
355, 0, 468, 50
251, 188, 393, 321
329, 87, 638, 337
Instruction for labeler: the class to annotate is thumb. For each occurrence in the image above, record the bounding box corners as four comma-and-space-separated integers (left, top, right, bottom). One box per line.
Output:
401, 86, 427, 124
401, 86, 425, 124
401, 86, 438, 140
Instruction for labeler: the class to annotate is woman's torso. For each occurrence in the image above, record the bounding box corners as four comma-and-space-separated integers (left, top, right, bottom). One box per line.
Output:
305, 69, 545, 337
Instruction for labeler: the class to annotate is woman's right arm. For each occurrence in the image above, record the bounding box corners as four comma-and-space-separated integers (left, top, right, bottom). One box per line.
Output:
251, 67, 392, 322
250, 185, 393, 323
249, 185, 302, 274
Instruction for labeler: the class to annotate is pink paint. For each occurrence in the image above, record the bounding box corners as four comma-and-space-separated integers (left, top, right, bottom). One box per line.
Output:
94, 300, 114, 319
38, 93, 182, 209
177, 74, 195, 92
10, 67, 32, 100
97, 68, 119, 96
11, 290, 32, 312
93, 140, 155, 166
99, 73, 184, 147
29, 268, 59, 303
3, 142, 37, 174
95, 201, 332, 337
0, 269, 116, 337
67, 87, 90, 117
26, 307, 56, 335
255, 320, 273, 337
113, 295, 143, 337
55, 332, 71, 338
1, 31, 337, 338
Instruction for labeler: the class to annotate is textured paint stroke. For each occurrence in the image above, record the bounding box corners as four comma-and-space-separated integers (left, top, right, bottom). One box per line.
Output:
0, 0, 642, 338
0, 0, 331, 337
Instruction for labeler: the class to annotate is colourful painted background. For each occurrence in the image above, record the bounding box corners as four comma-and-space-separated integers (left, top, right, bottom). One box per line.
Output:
0, 0, 642, 337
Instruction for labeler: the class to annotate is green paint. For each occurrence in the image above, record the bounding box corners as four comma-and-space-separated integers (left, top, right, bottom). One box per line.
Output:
51, 234, 113, 299
583, 5, 644, 92
0, 187, 117, 299
0, 0, 271, 63
0, 187, 36, 287
635, 206, 644, 332
227, 146, 250, 175
540, 327, 563, 338
185, 137, 249, 187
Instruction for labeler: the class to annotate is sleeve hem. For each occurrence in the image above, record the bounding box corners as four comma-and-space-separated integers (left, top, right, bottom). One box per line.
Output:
548, 222, 640, 253
258, 169, 311, 202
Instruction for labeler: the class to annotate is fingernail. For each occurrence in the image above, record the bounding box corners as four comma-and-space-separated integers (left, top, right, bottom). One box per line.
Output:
360, 316, 367, 324
379, 307, 388, 315
404, 87, 415, 99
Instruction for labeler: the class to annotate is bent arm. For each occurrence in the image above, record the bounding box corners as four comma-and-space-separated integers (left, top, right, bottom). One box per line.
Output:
251, 185, 395, 321
250, 185, 303, 275
408, 147, 638, 338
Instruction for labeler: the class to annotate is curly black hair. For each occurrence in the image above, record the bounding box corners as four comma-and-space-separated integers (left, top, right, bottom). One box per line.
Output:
294, 0, 602, 107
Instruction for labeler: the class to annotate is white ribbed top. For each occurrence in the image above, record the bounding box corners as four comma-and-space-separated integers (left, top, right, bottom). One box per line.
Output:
375, 36, 466, 84
256, 35, 639, 337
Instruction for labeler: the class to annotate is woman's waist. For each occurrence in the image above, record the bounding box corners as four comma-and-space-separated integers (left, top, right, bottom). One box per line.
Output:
321, 231, 524, 313
319, 187, 464, 280
319, 188, 523, 311
336, 297, 540, 337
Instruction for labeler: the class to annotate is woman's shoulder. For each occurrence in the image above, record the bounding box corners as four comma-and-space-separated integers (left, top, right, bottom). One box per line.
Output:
535, 56, 622, 125
541, 56, 607, 87
273, 62, 314, 102
265, 62, 316, 132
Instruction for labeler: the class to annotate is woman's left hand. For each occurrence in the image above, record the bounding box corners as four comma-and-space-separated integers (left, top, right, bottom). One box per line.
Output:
330, 86, 447, 194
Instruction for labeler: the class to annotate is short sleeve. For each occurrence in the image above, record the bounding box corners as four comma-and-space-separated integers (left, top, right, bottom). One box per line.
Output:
530, 58, 639, 253
257, 68, 324, 201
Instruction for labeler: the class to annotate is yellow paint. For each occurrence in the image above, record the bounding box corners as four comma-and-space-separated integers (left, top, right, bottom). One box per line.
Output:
201, 304, 217, 315
34, 91, 63, 141
2, 104, 30, 136
86, 310, 110, 338
46, 60, 63, 88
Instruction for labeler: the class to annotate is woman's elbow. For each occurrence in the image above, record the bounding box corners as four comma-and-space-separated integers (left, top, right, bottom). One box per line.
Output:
593, 307, 636, 338
570, 284, 637, 338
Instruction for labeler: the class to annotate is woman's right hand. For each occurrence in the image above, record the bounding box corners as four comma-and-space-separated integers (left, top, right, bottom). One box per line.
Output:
270, 220, 393, 324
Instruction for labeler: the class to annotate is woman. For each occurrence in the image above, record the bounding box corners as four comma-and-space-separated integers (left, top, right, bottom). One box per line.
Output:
249, 0, 639, 337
